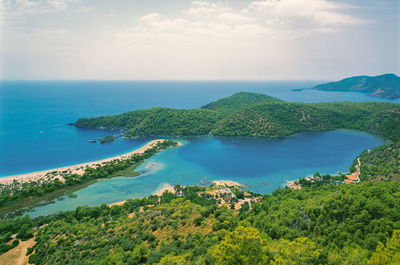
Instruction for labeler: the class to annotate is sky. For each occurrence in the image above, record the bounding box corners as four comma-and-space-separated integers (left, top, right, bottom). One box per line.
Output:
0, 0, 399, 80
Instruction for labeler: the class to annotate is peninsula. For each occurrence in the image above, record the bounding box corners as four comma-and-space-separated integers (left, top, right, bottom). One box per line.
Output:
75, 91, 400, 142
303, 73, 400, 99
0, 140, 180, 208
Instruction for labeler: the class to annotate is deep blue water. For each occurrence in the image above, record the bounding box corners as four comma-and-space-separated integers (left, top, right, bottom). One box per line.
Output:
0, 81, 394, 216
0, 81, 395, 176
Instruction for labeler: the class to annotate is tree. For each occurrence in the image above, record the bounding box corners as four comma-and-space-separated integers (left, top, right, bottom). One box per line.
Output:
157, 253, 188, 265
212, 226, 266, 265
270, 237, 320, 265
369, 230, 400, 265
328, 245, 369, 265
131, 242, 150, 264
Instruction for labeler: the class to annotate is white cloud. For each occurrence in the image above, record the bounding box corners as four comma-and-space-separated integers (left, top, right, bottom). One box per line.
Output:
249, 0, 369, 25
47, 0, 68, 10
114, 0, 367, 46
4, 0, 74, 15
2, 0, 390, 80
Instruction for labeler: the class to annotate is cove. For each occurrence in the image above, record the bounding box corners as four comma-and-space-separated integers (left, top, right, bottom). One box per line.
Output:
25, 129, 385, 218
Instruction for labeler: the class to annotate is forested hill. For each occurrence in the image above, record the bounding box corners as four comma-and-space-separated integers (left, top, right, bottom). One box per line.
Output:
306, 73, 400, 99
3, 180, 399, 264
352, 141, 400, 182
201, 92, 283, 111
75, 92, 400, 141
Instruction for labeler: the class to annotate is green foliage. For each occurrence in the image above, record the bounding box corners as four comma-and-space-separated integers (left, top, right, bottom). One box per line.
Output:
213, 101, 400, 141
0, 215, 34, 254
202, 92, 282, 112
248, 181, 400, 255
156, 253, 188, 265
268, 237, 320, 265
76, 108, 219, 137
131, 242, 150, 264
353, 142, 400, 181
212, 226, 266, 265
310, 73, 400, 99
327, 245, 369, 265
369, 230, 400, 265
1, 180, 394, 264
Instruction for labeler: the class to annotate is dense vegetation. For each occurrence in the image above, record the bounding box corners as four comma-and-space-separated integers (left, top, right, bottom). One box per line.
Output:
351, 142, 400, 182
307, 73, 400, 99
100, 135, 116, 144
75, 92, 400, 141
201, 92, 283, 112
0, 140, 178, 210
0, 181, 398, 264
77, 108, 220, 138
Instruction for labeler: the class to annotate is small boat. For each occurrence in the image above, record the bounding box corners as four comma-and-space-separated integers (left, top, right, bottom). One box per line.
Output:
88, 139, 96, 143
40, 130, 44, 134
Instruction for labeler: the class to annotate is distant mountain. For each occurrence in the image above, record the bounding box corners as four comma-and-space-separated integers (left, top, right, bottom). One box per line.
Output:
306, 74, 400, 99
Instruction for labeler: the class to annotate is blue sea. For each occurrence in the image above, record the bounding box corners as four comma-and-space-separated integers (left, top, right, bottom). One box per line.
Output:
0, 81, 393, 216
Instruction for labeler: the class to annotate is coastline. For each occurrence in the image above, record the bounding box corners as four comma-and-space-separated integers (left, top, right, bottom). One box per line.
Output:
212, 180, 242, 187
0, 139, 173, 185
107, 183, 175, 207
107, 180, 243, 207
152, 183, 175, 196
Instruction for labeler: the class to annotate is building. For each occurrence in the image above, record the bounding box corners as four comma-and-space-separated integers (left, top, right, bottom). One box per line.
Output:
345, 172, 360, 184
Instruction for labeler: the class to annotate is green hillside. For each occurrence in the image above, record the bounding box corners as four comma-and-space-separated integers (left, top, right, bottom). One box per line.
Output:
75, 92, 400, 141
308, 73, 400, 99
201, 92, 283, 111
351, 142, 400, 182
213, 101, 400, 141
1, 181, 398, 264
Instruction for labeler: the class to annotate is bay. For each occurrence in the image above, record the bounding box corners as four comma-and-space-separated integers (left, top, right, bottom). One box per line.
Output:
0, 81, 392, 217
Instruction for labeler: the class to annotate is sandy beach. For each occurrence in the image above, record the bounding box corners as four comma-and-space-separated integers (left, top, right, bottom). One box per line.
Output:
0, 139, 168, 185
212, 180, 242, 188
152, 183, 175, 196
108, 183, 176, 207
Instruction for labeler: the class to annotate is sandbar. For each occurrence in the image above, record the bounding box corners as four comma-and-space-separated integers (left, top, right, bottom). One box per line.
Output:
0, 139, 169, 185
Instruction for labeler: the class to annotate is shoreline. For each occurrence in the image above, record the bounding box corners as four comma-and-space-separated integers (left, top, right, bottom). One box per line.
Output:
152, 183, 175, 197
0, 139, 174, 185
108, 183, 175, 207
212, 180, 242, 187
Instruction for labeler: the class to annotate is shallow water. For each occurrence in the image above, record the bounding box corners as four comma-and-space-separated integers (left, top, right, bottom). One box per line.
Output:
26, 130, 384, 218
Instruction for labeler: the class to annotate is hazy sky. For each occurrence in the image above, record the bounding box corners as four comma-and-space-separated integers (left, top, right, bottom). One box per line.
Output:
0, 0, 399, 80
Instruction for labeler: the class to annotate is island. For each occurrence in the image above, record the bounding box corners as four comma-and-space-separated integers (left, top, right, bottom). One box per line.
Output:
300, 73, 400, 99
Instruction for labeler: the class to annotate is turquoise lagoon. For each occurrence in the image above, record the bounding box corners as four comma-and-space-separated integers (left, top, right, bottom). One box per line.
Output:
26, 130, 384, 217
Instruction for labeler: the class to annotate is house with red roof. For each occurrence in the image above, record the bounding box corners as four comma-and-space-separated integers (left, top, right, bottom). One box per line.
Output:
345, 172, 360, 184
